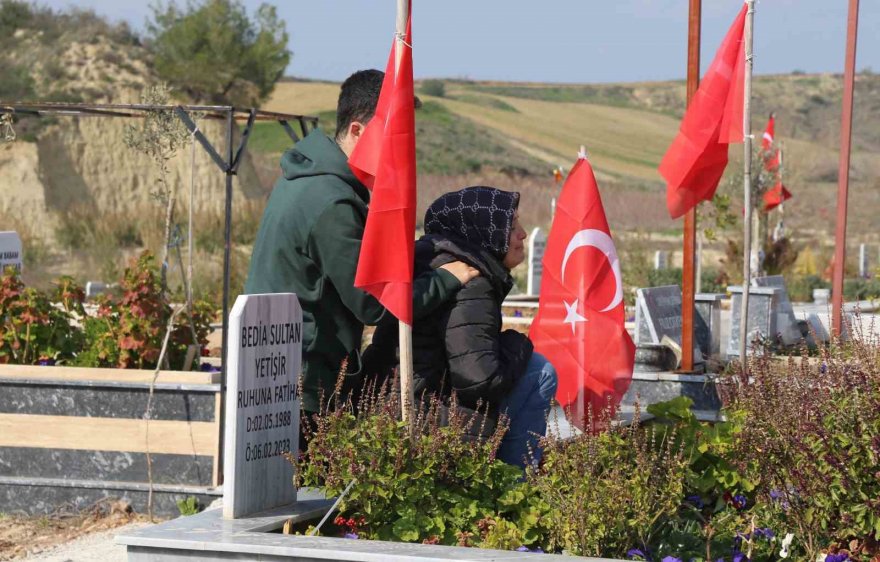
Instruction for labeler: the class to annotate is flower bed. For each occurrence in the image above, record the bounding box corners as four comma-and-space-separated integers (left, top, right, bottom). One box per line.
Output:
1, 252, 214, 370
294, 334, 880, 562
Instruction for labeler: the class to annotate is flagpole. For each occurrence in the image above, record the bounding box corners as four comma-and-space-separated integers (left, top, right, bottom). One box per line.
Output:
680, 0, 701, 373
394, 0, 415, 425
738, 0, 756, 364
832, 0, 860, 336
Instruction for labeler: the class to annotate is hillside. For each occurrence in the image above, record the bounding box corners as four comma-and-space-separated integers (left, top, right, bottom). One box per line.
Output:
262, 74, 880, 248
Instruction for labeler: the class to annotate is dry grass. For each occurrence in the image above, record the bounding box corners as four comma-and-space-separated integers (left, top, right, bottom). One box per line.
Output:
261, 80, 340, 116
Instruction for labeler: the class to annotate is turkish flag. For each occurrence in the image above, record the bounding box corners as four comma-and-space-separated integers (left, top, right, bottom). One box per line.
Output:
529, 156, 635, 430
763, 181, 792, 212
763, 148, 780, 172
762, 115, 775, 151
349, 13, 416, 324
659, 4, 747, 219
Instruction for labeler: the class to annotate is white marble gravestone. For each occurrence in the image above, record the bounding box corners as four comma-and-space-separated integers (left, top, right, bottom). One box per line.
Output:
653, 251, 668, 270
0, 232, 22, 274
859, 244, 869, 278
752, 275, 801, 345
224, 293, 302, 519
527, 227, 547, 296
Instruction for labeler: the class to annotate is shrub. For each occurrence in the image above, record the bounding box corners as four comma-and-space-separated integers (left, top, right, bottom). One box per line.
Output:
724, 337, 880, 561
787, 274, 830, 302
295, 379, 550, 549
0, 270, 85, 365
420, 79, 446, 98
77, 251, 213, 370
530, 407, 688, 559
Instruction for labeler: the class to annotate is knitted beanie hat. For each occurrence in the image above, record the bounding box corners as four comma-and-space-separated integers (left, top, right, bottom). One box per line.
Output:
424, 186, 520, 259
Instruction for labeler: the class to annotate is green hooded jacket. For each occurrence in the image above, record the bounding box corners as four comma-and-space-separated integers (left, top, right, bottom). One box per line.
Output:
245, 130, 460, 412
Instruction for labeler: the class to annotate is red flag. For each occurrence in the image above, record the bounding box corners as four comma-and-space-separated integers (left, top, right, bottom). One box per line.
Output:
659, 4, 747, 219
763, 149, 780, 172
349, 15, 416, 324
762, 114, 775, 151
529, 156, 635, 430
763, 182, 792, 212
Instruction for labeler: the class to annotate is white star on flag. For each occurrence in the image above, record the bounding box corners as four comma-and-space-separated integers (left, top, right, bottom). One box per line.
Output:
563, 299, 587, 334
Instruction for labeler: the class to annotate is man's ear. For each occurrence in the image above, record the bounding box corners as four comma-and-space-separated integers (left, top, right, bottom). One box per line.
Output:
347, 120, 366, 143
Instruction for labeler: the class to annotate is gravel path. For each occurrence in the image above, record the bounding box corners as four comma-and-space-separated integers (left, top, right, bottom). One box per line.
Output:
23, 522, 151, 562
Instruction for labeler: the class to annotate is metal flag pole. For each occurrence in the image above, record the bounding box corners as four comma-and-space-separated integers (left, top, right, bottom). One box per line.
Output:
680, 0, 701, 373
832, 0, 860, 336
396, 0, 415, 424
738, 0, 756, 364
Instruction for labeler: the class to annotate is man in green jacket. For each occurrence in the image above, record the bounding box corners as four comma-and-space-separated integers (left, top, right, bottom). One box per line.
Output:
245, 69, 477, 416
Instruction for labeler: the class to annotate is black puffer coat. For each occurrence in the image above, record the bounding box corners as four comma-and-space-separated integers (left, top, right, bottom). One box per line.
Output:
365, 187, 533, 412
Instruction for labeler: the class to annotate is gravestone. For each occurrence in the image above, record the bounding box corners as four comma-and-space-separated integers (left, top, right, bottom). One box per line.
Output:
726, 286, 780, 357
634, 285, 703, 365
527, 227, 546, 296
0, 232, 22, 274
859, 244, 869, 278
653, 251, 668, 270
85, 281, 107, 298
224, 293, 302, 519
813, 288, 830, 305
695, 293, 724, 358
752, 275, 801, 345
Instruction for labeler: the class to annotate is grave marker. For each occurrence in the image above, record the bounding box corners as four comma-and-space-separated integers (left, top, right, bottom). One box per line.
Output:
0, 232, 22, 274
752, 275, 801, 345
634, 285, 704, 364
859, 244, 869, 278
653, 251, 668, 270
726, 286, 780, 357
527, 227, 546, 296
224, 293, 302, 519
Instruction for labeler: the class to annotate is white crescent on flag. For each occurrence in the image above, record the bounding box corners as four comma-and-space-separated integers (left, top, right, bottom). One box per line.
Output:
561, 229, 623, 313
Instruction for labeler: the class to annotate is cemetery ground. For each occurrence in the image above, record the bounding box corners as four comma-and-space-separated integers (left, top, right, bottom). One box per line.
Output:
0, 501, 150, 560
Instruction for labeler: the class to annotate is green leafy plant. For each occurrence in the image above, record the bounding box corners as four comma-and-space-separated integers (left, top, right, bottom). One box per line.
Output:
420, 79, 446, 98
176, 496, 201, 516
294, 377, 549, 549
0, 269, 84, 365
76, 251, 213, 369
528, 406, 688, 559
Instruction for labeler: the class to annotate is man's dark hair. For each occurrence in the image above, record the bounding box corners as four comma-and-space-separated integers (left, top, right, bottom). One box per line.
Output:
335, 69, 384, 141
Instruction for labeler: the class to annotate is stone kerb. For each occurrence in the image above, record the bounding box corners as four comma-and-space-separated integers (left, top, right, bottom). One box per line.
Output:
224, 293, 302, 519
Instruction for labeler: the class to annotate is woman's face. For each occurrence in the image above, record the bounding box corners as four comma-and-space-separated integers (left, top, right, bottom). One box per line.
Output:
502, 212, 527, 269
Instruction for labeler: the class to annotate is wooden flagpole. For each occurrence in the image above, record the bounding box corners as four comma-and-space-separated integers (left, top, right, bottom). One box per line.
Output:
738, 0, 756, 364
832, 0, 860, 336
396, 0, 415, 424
680, 0, 701, 373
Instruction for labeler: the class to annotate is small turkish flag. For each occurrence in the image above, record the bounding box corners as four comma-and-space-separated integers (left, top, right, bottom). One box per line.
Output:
530, 154, 635, 430
762, 114, 775, 151
763, 148, 780, 172
763, 181, 792, 212
659, 4, 747, 219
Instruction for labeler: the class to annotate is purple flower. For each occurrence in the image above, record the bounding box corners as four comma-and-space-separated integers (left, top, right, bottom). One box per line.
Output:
199, 362, 221, 373
37, 358, 56, 366
627, 549, 649, 560
754, 528, 775, 540
516, 546, 530, 552
343, 532, 359, 540
514, 310, 523, 318
732, 494, 747, 510
685, 495, 705, 509
661, 557, 683, 562
769, 489, 783, 500
732, 552, 748, 562
533, 548, 544, 554
825, 554, 849, 562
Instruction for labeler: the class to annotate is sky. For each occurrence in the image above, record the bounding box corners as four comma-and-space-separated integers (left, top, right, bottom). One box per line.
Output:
42, 0, 880, 84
